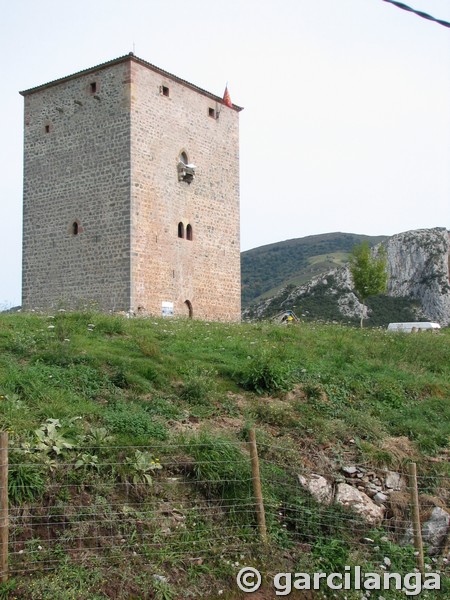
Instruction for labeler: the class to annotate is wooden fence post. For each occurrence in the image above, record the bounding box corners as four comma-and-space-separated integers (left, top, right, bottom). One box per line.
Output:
0, 432, 8, 583
408, 462, 425, 576
248, 428, 267, 544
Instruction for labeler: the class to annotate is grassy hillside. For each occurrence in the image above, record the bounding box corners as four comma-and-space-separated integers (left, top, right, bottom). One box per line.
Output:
241, 232, 388, 307
0, 312, 449, 598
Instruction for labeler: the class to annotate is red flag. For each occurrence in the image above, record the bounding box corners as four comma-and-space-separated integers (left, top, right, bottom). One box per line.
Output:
223, 85, 233, 108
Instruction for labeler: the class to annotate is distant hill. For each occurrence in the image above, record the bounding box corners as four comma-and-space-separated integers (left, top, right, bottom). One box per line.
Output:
241, 232, 388, 307
242, 227, 450, 327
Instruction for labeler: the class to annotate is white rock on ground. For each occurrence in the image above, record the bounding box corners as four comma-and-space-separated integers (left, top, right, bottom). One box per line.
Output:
297, 474, 334, 505
335, 483, 385, 526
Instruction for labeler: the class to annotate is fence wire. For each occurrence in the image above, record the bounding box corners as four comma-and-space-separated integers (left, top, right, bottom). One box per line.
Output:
2, 439, 449, 582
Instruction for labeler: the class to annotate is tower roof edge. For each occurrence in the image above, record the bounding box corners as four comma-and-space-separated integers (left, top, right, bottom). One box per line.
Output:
18, 53, 243, 111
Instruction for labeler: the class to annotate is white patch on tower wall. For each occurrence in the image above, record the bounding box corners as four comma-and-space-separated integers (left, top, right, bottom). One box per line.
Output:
161, 301, 174, 317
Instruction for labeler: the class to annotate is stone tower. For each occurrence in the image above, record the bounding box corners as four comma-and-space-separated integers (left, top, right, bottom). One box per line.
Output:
20, 54, 242, 321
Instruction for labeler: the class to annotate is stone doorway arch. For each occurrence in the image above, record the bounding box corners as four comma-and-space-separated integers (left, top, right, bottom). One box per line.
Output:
184, 300, 193, 319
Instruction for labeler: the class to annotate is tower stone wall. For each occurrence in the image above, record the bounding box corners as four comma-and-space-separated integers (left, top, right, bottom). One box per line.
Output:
21, 55, 241, 321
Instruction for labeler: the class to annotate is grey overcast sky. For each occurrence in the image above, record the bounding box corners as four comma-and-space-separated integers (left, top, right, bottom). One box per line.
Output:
1, 0, 449, 308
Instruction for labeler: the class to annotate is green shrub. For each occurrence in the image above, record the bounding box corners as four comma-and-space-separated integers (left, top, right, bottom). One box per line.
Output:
186, 433, 252, 518
239, 352, 293, 394
104, 402, 167, 440
124, 449, 163, 486
83, 426, 113, 450
66, 365, 109, 399
105, 411, 167, 440
143, 396, 183, 420
135, 335, 161, 359
303, 383, 323, 401
8, 461, 45, 505
0, 579, 17, 599
34, 343, 73, 367
108, 366, 130, 389
389, 396, 450, 454
370, 378, 405, 408
254, 399, 297, 427
367, 531, 417, 573
180, 368, 217, 405
18, 559, 106, 599
8, 330, 43, 357
91, 315, 125, 336
139, 363, 163, 385
312, 537, 350, 572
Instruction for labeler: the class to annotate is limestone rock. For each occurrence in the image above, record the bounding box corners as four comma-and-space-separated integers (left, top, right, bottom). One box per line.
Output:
385, 471, 405, 491
385, 228, 450, 325
402, 507, 450, 555
342, 466, 358, 477
373, 492, 388, 506
335, 483, 385, 525
422, 507, 450, 556
298, 473, 333, 505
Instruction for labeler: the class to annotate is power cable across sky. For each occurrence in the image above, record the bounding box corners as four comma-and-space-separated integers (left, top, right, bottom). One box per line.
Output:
381, 0, 450, 28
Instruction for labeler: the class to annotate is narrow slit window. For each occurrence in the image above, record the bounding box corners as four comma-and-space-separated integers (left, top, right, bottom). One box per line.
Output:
72, 222, 79, 235
178, 222, 184, 238
45, 125, 50, 134
186, 224, 193, 241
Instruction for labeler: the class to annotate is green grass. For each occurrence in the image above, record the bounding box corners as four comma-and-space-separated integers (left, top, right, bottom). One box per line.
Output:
1, 312, 449, 456
0, 312, 449, 598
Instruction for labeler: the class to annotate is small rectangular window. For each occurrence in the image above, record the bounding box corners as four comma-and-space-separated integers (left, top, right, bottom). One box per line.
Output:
45, 125, 50, 134
90, 82, 97, 94
161, 85, 169, 97
208, 107, 216, 119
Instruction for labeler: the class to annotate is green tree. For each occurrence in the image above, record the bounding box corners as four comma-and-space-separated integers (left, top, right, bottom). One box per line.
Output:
349, 241, 388, 327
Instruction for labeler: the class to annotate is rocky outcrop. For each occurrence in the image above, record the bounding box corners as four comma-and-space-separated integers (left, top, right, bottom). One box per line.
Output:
245, 227, 450, 325
384, 228, 450, 325
298, 465, 449, 556
245, 266, 366, 322
297, 466, 388, 526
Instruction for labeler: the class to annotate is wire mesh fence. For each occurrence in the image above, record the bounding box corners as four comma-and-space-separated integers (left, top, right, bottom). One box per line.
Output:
1, 433, 449, 590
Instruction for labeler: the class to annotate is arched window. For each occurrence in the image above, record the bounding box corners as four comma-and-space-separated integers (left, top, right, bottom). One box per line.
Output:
177, 151, 195, 184
178, 222, 185, 238
72, 221, 79, 235
186, 224, 193, 241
